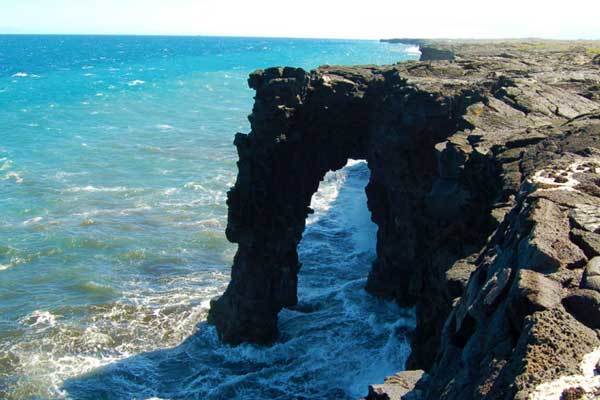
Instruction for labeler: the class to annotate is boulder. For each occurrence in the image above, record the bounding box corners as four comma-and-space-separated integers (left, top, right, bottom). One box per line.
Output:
570, 229, 600, 258
508, 269, 562, 330
563, 289, 600, 329
560, 387, 586, 400
517, 199, 587, 271
365, 370, 425, 400
570, 204, 600, 233
581, 257, 600, 291
445, 260, 477, 298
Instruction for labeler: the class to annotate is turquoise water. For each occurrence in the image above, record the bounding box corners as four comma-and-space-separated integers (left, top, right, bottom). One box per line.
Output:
0, 35, 417, 399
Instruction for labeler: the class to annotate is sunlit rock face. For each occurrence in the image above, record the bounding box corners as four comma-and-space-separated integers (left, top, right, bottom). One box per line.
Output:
209, 41, 600, 399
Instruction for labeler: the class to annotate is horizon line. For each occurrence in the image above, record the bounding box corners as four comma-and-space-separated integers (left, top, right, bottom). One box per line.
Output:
0, 33, 599, 42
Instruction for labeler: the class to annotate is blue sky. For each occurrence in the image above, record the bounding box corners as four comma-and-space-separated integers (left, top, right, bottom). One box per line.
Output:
0, 0, 598, 39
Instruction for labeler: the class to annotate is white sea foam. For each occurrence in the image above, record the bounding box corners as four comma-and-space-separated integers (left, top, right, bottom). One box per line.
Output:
3, 270, 225, 399
54, 171, 88, 181
0, 158, 12, 170
73, 204, 150, 218
0, 263, 12, 271
19, 310, 58, 329
307, 159, 367, 225
405, 45, 421, 54
178, 218, 222, 229
4, 171, 23, 183
128, 80, 145, 86
12, 72, 28, 77
23, 216, 43, 225
156, 124, 173, 130
64, 185, 135, 193
183, 181, 205, 191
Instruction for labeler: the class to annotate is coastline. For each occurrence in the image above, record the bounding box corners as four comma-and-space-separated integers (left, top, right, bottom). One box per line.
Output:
208, 39, 600, 399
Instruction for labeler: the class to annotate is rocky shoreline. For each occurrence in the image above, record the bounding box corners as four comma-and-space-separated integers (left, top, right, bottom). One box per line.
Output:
207, 40, 600, 399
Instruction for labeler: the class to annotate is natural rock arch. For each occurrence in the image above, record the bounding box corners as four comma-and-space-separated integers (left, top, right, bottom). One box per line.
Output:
207, 65, 496, 368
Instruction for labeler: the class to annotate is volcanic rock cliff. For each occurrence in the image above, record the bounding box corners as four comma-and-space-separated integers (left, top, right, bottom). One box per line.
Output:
208, 40, 600, 399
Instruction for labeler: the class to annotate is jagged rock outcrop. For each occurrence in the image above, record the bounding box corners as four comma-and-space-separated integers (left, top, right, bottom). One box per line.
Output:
207, 40, 600, 399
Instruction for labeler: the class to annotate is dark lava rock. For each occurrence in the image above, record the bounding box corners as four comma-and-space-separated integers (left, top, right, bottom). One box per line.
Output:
445, 259, 477, 299
571, 229, 600, 258
206, 39, 600, 400
419, 46, 455, 61
563, 289, 600, 329
507, 269, 562, 330
582, 257, 600, 291
560, 387, 586, 400
365, 370, 425, 400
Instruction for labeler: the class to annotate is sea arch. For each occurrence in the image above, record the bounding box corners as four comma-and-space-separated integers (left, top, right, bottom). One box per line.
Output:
207, 65, 491, 368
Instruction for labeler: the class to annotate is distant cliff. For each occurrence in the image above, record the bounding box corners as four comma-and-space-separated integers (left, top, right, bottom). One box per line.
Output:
208, 40, 600, 399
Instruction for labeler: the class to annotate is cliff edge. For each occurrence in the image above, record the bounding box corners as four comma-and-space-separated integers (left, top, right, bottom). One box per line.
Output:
207, 40, 600, 399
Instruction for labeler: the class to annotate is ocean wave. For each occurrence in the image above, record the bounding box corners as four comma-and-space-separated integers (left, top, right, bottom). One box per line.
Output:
139, 144, 163, 153
0, 158, 12, 170
11, 72, 28, 78
64, 185, 139, 193
127, 80, 145, 86
54, 171, 89, 181
23, 216, 43, 225
73, 281, 118, 297
183, 181, 205, 191
177, 218, 223, 229
156, 124, 173, 130
3, 172, 23, 184
19, 310, 58, 330
1, 269, 224, 397
73, 204, 151, 218
307, 159, 367, 225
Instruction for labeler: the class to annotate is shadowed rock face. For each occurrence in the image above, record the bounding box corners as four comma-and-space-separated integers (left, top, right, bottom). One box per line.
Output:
208, 41, 600, 399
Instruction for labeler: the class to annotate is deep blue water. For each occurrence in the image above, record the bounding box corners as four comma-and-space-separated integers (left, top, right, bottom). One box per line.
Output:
0, 35, 417, 399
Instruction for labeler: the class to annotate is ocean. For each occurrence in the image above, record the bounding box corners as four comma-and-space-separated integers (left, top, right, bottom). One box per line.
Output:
0, 35, 417, 399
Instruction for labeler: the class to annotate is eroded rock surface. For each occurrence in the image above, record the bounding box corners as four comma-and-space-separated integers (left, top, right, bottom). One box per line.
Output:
207, 40, 600, 399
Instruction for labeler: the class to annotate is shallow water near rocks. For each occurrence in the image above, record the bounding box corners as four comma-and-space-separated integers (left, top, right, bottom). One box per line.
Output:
0, 35, 417, 399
